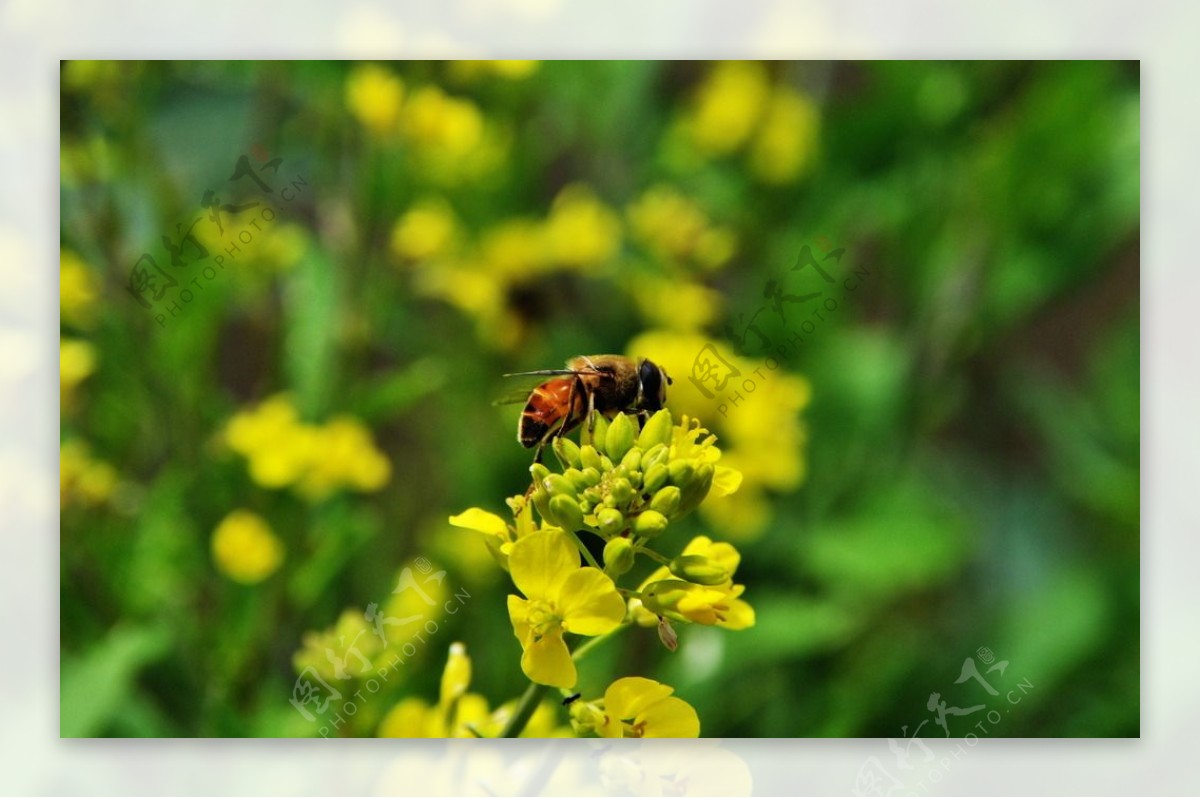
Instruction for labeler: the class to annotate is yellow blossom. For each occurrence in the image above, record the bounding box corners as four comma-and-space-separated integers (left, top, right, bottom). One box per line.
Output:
294, 608, 383, 683
449, 60, 540, 82
683, 61, 770, 156
449, 494, 537, 568
60, 440, 118, 508
478, 218, 548, 278
631, 535, 755, 630
404, 85, 485, 158
60, 339, 96, 412
626, 185, 736, 270
573, 677, 699, 738
296, 416, 391, 501
543, 184, 622, 271
60, 250, 99, 329
391, 198, 460, 262
749, 87, 820, 184
345, 64, 405, 137
506, 530, 626, 688
627, 275, 723, 331
384, 557, 450, 637
211, 509, 284, 584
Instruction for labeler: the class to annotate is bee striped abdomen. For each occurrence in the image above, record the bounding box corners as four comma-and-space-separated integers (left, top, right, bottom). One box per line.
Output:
519, 377, 581, 448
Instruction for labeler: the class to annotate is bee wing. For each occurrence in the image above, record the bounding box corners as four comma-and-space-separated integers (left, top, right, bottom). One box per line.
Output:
492, 373, 561, 407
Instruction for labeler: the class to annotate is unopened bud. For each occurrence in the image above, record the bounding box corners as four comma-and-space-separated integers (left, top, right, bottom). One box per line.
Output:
564, 468, 590, 492
633, 509, 669, 538
549, 494, 585, 531
581, 466, 602, 486
620, 448, 642, 473
553, 437, 583, 470
669, 554, 729, 585
643, 463, 669, 494
439, 642, 471, 705
530, 462, 551, 485
605, 413, 637, 462
609, 477, 634, 506
580, 444, 603, 472
640, 578, 691, 614
603, 536, 635, 576
668, 459, 696, 488
649, 485, 682, 516
543, 473, 577, 498
589, 415, 610, 453
597, 507, 625, 536
637, 409, 673, 450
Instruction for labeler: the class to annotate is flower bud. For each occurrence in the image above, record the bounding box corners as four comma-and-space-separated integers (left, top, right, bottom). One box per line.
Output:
597, 507, 625, 537
543, 473, 577, 498
604, 413, 636, 463
642, 443, 669, 470
668, 459, 696, 488
531, 487, 552, 522
603, 536, 635, 576
669, 554, 729, 585
633, 509, 669, 538
620, 448, 642, 473
643, 463, 669, 494
439, 642, 471, 705
609, 477, 634, 506
589, 415, 610, 453
637, 409, 673, 450
599, 454, 615, 472
580, 445, 603, 472
548, 494, 585, 531
640, 578, 692, 614
677, 462, 715, 516
582, 486, 603, 504
553, 437, 583, 470
581, 466, 602, 487
564, 468, 590, 492
649, 485, 682, 516
530, 462, 551, 485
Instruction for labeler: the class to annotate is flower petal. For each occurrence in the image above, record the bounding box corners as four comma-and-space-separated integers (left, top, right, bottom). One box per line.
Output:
558, 568, 626, 636
604, 676, 674, 721
507, 594, 531, 642
717, 596, 756, 630
520, 629, 577, 688
710, 465, 742, 497
449, 508, 508, 537
638, 696, 700, 738
508, 529, 579, 600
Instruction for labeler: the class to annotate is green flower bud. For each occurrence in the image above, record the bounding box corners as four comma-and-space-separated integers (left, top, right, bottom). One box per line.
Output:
599, 454, 615, 472
564, 467, 590, 492
627, 470, 643, 490
604, 413, 637, 463
553, 437, 582, 470
597, 507, 625, 537
610, 477, 634, 506
640, 578, 692, 614
637, 409, 674, 450
582, 486, 603, 504
620, 448, 642, 473
603, 494, 617, 509
642, 442, 668, 468
581, 466, 602, 487
649, 485, 682, 516
530, 462, 551, 485
677, 462, 715, 516
643, 462, 669, 494
531, 487, 552, 521
603, 536, 635, 576
589, 415, 610, 453
668, 459, 696, 488
669, 554, 729, 585
580, 445, 603, 473
548, 494, 585, 531
633, 509, 669, 538
543, 473, 577, 498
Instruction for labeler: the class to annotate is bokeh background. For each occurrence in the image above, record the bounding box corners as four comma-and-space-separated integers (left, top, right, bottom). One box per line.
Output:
59, 60, 1139, 738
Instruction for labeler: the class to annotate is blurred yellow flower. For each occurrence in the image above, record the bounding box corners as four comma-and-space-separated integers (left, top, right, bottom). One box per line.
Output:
223, 395, 390, 500
478, 218, 548, 278
61, 250, 99, 329
684, 61, 770, 157
384, 557, 450, 637
749, 87, 820, 184
627, 330, 810, 539
391, 198, 460, 262
211, 509, 284, 585
507, 530, 626, 689
449, 60, 540, 82
543, 184, 622, 271
60, 338, 96, 412
626, 185, 736, 270
345, 64, 405, 137
572, 677, 699, 738
294, 608, 383, 683
404, 85, 485, 157
628, 274, 723, 332
60, 440, 118, 508
253, 222, 308, 272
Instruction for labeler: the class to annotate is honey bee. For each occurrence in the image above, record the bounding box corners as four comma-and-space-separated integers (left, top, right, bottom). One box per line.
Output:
501, 355, 672, 460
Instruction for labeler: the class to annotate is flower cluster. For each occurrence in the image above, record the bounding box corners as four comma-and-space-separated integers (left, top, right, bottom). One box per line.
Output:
211, 509, 285, 584
450, 409, 753, 737
222, 394, 391, 501
60, 439, 118, 509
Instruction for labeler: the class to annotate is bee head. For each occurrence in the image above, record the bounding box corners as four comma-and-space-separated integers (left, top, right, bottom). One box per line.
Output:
638, 358, 672, 411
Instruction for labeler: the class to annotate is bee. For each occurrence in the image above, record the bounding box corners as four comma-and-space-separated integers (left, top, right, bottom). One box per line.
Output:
501, 355, 672, 460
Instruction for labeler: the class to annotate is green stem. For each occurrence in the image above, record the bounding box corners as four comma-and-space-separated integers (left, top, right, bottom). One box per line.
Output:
637, 546, 671, 565
499, 680, 549, 738
569, 529, 601, 569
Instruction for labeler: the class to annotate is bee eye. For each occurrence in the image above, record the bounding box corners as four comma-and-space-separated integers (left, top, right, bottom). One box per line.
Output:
639, 360, 666, 410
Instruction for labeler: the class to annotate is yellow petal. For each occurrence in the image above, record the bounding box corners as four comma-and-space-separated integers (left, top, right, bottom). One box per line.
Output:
710, 465, 743, 497
508, 529, 579, 600
718, 596, 756, 630
507, 594, 531, 642
448, 508, 508, 537
638, 696, 700, 738
558, 568, 626, 636
377, 698, 433, 737
604, 676, 675, 721
520, 629, 576, 688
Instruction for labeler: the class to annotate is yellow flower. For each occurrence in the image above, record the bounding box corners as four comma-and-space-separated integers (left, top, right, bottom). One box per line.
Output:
403, 85, 485, 158
627, 275, 723, 331
391, 198, 460, 262
749, 87, 819, 184
297, 416, 391, 501
449, 495, 536, 568
345, 64, 405, 137
478, 218, 548, 278
384, 557, 449, 637
631, 535, 755, 630
573, 677, 699, 738
449, 60, 540, 82
506, 530, 626, 688
60, 250, 99, 329
626, 185, 736, 270
543, 184, 622, 271
211, 509, 284, 584
60, 440, 118, 508
60, 339, 96, 411
683, 61, 770, 157
294, 608, 383, 683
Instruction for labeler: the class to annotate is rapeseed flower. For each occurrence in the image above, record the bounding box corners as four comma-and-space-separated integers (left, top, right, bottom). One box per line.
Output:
506, 529, 625, 688
60, 339, 96, 413
543, 183, 622, 271
345, 64, 405, 137
571, 677, 700, 738
60, 250, 99, 329
391, 197, 460, 262
626, 185, 736, 271
749, 87, 820, 184
683, 61, 770, 156
211, 509, 284, 584
60, 440, 118, 508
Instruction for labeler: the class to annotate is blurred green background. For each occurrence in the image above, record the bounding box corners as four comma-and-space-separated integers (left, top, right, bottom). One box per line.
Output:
59, 60, 1139, 738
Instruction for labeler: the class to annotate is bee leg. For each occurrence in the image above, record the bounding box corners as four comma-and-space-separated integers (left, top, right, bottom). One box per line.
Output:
585, 390, 598, 438
634, 409, 650, 429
